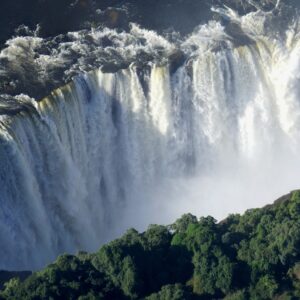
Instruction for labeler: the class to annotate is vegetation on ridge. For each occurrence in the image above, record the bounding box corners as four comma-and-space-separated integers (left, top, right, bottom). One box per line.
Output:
2, 191, 300, 299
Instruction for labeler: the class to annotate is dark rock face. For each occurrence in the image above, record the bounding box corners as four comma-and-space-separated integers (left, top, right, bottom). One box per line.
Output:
168, 50, 186, 75
225, 23, 255, 47
101, 61, 130, 73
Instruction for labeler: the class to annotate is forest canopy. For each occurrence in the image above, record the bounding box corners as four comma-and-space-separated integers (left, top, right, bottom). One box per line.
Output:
2, 191, 300, 299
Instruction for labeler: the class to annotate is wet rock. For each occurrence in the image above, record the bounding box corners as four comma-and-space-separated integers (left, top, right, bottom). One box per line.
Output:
101, 61, 130, 73
225, 22, 254, 47
168, 50, 186, 74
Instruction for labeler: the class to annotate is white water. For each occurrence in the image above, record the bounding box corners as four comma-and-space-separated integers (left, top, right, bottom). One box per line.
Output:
1, 8, 300, 270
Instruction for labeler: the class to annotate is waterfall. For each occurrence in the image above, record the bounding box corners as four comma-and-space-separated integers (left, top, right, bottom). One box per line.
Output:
1, 6, 300, 270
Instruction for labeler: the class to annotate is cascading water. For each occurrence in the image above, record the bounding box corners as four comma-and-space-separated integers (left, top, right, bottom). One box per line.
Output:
1, 3, 300, 270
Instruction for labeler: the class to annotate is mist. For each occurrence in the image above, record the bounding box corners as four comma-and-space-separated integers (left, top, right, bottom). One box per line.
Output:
116, 148, 300, 240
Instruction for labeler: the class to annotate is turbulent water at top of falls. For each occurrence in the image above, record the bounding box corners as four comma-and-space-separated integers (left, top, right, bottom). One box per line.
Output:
1, 4, 300, 270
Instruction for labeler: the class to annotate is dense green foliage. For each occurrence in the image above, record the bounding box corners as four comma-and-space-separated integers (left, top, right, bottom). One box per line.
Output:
2, 191, 300, 299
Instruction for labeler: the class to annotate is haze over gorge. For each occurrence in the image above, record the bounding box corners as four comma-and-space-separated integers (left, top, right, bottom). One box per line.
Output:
0, 0, 300, 270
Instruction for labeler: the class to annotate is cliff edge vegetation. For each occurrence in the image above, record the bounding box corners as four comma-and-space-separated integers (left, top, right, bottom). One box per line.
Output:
2, 191, 300, 299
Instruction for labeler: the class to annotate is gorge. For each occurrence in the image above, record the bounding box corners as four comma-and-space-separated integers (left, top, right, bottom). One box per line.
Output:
0, 0, 300, 271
